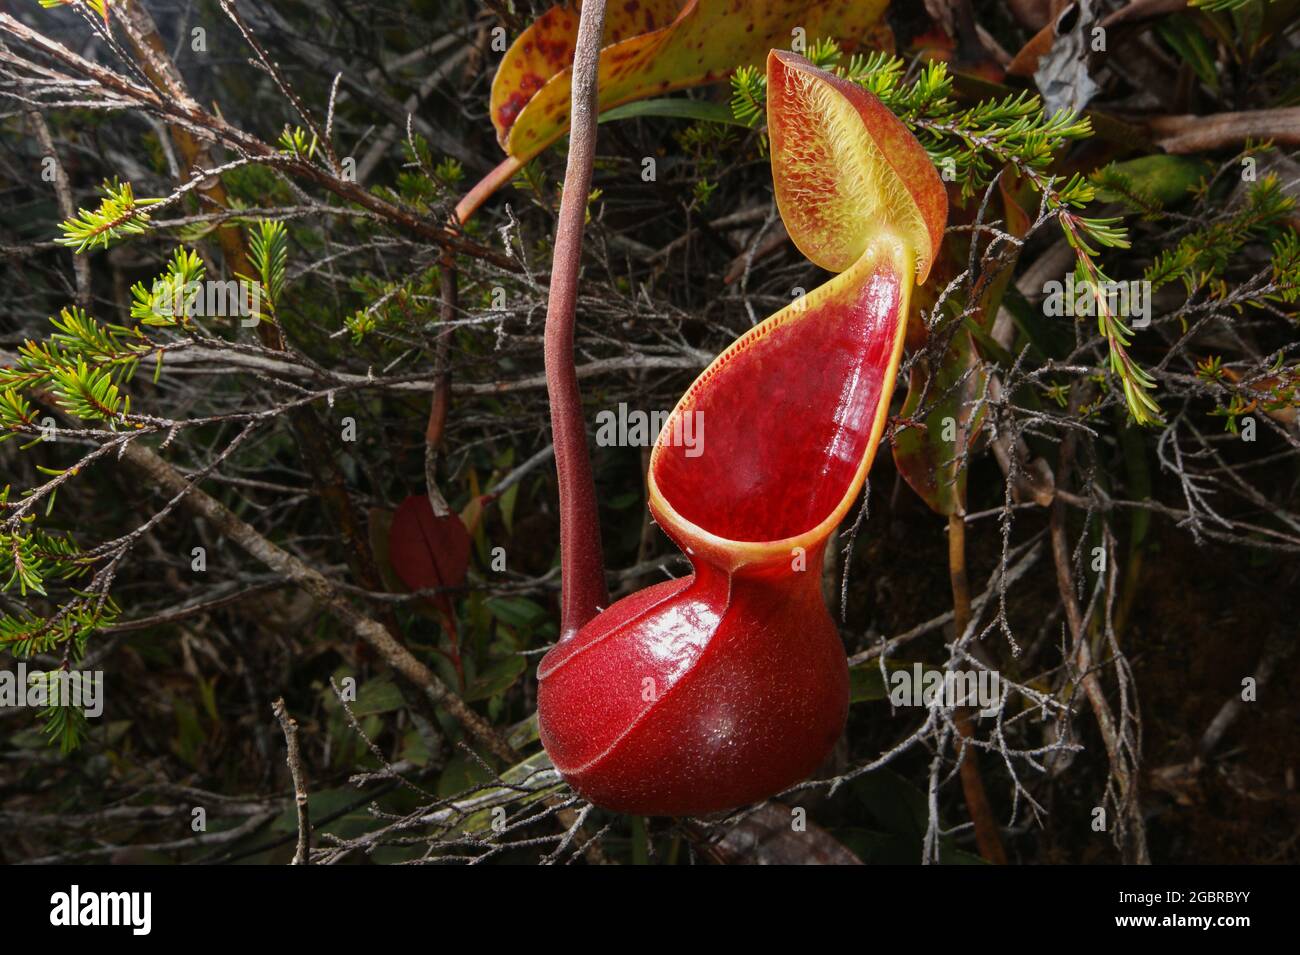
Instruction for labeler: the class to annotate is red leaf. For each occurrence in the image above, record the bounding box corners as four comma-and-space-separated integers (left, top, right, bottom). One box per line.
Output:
387, 495, 471, 598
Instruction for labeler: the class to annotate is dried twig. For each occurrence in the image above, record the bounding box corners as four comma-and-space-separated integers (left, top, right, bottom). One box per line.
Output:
272, 697, 311, 865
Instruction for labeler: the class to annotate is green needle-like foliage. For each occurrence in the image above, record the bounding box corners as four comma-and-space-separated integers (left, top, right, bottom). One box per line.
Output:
56, 179, 162, 253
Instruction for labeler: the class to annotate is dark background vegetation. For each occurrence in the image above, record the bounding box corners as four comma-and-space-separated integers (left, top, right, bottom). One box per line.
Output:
0, 0, 1296, 863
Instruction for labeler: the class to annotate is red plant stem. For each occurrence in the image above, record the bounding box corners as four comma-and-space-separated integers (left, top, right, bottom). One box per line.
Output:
454, 155, 524, 225
948, 512, 1008, 865
545, 0, 610, 640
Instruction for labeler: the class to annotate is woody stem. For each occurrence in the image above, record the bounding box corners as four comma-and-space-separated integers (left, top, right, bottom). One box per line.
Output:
543, 0, 609, 639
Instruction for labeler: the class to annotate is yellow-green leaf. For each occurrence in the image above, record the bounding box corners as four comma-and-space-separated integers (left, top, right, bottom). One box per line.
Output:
493, 0, 890, 163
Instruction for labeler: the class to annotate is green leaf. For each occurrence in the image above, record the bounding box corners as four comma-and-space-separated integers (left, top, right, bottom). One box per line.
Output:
1092, 155, 1210, 210
600, 97, 745, 127
437, 753, 496, 799
455, 750, 560, 834
892, 329, 987, 517
852, 769, 929, 837
850, 659, 944, 703
1157, 16, 1221, 92
351, 678, 406, 717
463, 655, 526, 702
271, 786, 361, 833
484, 596, 548, 630
507, 711, 541, 750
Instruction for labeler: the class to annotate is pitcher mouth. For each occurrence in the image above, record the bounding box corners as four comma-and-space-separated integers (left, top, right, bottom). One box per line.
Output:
647, 241, 912, 572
